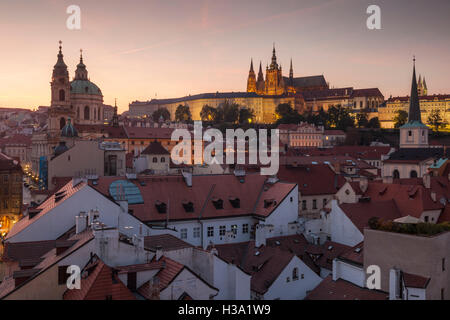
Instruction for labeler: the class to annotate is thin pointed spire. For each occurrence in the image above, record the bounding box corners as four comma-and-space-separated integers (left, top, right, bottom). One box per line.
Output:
80, 48, 83, 64
289, 58, 293, 78
408, 56, 421, 123
249, 58, 254, 72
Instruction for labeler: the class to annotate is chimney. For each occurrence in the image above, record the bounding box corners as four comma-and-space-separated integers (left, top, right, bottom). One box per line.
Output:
182, 171, 192, 187
423, 173, 431, 189
75, 212, 88, 234
431, 191, 437, 202
88, 209, 100, 226
155, 245, 163, 260
359, 177, 368, 193
255, 224, 266, 248
389, 268, 402, 300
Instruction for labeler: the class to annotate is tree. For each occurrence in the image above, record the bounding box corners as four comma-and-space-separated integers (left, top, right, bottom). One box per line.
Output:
393, 110, 408, 128
175, 104, 192, 122
356, 113, 369, 128
200, 105, 218, 122
152, 107, 170, 122
427, 109, 447, 132
368, 117, 381, 129
275, 103, 303, 124
327, 105, 355, 130
218, 101, 239, 123
238, 107, 255, 124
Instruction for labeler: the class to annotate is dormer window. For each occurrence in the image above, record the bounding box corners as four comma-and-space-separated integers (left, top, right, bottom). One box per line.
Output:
212, 197, 223, 209
229, 197, 240, 208
155, 201, 167, 214
182, 200, 194, 212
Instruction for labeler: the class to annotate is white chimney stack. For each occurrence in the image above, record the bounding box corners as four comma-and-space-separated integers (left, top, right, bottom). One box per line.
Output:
255, 224, 266, 248
75, 212, 87, 234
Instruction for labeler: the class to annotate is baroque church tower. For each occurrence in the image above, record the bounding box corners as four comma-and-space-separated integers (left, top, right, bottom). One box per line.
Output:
48, 41, 75, 135
399, 58, 429, 149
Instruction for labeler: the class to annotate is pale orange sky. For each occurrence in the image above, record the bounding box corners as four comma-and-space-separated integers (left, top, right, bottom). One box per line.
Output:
1, 0, 449, 113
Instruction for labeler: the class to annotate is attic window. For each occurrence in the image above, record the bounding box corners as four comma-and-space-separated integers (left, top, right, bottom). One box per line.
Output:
254, 251, 260, 256
229, 197, 240, 208
264, 199, 275, 208
28, 208, 42, 219
354, 247, 361, 253
155, 201, 167, 214
327, 245, 333, 251
212, 198, 223, 209
182, 200, 194, 213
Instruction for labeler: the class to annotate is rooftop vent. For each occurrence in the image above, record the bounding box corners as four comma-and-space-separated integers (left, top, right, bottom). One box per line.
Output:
264, 199, 275, 208
354, 247, 362, 253
212, 198, 223, 209
327, 245, 333, 251
229, 197, 240, 208
275, 241, 281, 246
358, 196, 371, 203
182, 200, 194, 213
28, 208, 42, 219
155, 201, 167, 214
254, 251, 260, 256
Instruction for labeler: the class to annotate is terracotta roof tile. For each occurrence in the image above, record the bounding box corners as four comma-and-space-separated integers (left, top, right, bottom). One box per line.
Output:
305, 275, 388, 300
402, 272, 430, 289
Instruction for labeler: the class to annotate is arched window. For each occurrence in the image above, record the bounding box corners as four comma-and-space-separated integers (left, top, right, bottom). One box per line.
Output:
84, 106, 90, 120
410, 170, 418, 178
292, 267, 299, 280
152, 157, 158, 163
59, 89, 65, 101
59, 117, 66, 129
94, 108, 97, 120
393, 170, 400, 179
161, 157, 165, 163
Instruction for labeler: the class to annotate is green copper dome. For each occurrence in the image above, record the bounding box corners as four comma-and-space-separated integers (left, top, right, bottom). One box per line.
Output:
70, 79, 102, 95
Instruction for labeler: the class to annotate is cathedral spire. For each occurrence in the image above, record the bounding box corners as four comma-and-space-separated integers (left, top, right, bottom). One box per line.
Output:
111, 98, 119, 127
289, 58, 293, 78
408, 56, 421, 123
270, 43, 278, 69
249, 58, 254, 73
257, 61, 264, 81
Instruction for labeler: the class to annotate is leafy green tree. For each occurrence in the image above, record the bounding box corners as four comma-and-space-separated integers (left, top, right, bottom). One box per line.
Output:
368, 117, 381, 128
238, 107, 255, 124
393, 110, 408, 128
218, 101, 239, 123
356, 113, 369, 128
200, 105, 218, 122
427, 109, 447, 132
152, 107, 170, 122
275, 103, 303, 124
327, 105, 355, 130
175, 104, 192, 122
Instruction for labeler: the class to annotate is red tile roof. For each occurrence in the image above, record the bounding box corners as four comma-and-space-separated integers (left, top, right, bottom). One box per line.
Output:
63, 257, 136, 300
362, 182, 444, 218
305, 275, 388, 300
89, 174, 296, 223
277, 164, 345, 196
339, 200, 402, 232
144, 234, 192, 251
214, 240, 297, 295
6, 180, 87, 240
141, 141, 170, 155
1, 240, 57, 263
339, 242, 364, 266
402, 272, 430, 289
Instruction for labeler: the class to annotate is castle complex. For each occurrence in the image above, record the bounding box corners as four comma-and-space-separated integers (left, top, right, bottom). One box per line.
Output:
129, 46, 383, 122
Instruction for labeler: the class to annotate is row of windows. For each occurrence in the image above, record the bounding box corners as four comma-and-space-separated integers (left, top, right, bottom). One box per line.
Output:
183, 223, 251, 239
302, 198, 328, 211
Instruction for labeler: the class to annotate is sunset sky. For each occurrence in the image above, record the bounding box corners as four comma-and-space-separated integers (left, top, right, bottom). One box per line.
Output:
0, 0, 449, 113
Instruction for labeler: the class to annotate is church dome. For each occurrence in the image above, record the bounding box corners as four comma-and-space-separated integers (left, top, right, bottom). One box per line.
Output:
70, 79, 102, 95
61, 118, 78, 137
